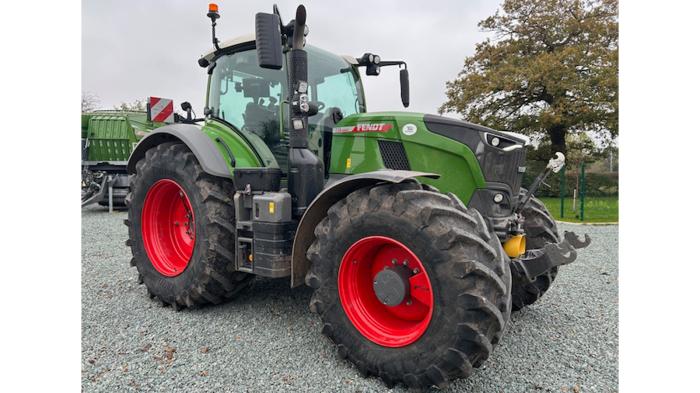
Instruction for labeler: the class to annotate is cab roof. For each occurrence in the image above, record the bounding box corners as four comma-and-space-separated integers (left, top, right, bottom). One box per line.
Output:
200, 34, 357, 65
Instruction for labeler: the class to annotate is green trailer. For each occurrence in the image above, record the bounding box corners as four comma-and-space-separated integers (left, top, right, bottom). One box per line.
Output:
81, 110, 164, 208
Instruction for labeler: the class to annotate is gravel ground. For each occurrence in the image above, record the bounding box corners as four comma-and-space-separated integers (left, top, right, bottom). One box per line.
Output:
82, 205, 618, 392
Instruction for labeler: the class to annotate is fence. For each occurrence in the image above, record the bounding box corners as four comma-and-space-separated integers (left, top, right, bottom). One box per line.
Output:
522, 162, 618, 222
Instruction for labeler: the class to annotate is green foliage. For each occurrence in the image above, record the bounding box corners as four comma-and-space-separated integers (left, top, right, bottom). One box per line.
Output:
440, 0, 618, 154
114, 99, 146, 112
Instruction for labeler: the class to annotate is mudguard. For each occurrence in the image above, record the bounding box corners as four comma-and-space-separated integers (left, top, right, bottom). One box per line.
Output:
127, 124, 232, 178
290, 170, 439, 287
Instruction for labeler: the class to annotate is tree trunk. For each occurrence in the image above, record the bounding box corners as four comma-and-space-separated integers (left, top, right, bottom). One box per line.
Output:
547, 125, 567, 156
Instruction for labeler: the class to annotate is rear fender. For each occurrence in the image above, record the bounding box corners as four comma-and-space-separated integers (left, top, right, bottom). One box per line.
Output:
290, 170, 439, 287
127, 124, 232, 178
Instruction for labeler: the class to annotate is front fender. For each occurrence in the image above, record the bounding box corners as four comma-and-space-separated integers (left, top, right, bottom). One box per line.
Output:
127, 124, 232, 178
290, 170, 439, 287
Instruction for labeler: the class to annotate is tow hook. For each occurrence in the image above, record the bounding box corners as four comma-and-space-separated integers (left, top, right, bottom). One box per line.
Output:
510, 231, 592, 282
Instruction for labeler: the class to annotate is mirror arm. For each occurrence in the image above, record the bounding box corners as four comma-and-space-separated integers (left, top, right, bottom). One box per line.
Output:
377, 61, 406, 69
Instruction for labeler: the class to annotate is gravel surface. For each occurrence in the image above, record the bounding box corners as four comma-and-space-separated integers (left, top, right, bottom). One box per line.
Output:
82, 205, 618, 392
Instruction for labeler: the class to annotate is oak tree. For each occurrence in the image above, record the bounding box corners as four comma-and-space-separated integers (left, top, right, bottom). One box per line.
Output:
440, 0, 618, 155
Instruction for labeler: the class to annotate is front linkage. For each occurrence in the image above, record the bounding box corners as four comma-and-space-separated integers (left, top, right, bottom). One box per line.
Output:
512, 231, 591, 282
508, 152, 591, 282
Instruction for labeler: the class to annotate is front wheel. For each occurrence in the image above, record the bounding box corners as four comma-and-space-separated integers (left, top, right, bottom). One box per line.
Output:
305, 182, 511, 389
125, 142, 252, 309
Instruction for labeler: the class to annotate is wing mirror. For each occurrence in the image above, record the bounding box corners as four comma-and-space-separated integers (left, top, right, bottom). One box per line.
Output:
255, 12, 283, 70
399, 68, 409, 108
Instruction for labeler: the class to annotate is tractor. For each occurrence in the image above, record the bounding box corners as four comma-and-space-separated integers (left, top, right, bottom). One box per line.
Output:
124, 4, 590, 389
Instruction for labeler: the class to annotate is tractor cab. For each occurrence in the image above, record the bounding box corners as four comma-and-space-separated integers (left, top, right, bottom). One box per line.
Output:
203, 37, 366, 174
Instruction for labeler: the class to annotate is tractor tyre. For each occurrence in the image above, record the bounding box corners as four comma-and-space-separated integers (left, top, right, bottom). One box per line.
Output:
510, 188, 561, 311
305, 181, 511, 389
125, 142, 252, 309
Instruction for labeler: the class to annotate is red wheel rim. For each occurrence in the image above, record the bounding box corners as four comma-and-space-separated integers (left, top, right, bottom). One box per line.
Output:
338, 236, 434, 347
141, 179, 195, 277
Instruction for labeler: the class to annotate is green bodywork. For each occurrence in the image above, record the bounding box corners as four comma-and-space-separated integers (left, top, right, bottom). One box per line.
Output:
82, 111, 162, 162
191, 111, 487, 205
329, 112, 486, 203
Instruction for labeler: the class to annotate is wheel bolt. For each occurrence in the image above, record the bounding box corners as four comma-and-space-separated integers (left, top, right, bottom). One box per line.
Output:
403, 260, 409, 266
412, 268, 420, 274
391, 258, 397, 265
406, 300, 412, 306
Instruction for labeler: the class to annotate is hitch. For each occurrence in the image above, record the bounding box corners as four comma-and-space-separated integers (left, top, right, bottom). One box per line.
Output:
510, 231, 591, 282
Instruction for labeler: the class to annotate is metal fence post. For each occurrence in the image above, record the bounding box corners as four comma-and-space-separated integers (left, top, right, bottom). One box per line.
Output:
580, 162, 585, 221
559, 165, 565, 218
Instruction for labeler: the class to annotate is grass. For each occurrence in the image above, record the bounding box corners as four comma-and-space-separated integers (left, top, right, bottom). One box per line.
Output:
539, 196, 618, 223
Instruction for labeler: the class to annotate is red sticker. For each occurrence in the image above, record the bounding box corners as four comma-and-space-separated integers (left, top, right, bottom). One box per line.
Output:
333, 123, 393, 134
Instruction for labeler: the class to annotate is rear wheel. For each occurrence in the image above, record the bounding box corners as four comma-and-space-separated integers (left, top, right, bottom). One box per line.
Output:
510, 188, 561, 311
306, 182, 511, 388
125, 142, 252, 309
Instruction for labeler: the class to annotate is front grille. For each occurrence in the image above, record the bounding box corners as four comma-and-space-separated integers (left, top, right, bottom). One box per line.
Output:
480, 147, 526, 194
378, 140, 411, 170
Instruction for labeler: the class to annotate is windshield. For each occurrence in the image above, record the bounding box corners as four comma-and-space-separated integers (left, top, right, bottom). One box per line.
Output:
207, 45, 365, 169
306, 46, 366, 117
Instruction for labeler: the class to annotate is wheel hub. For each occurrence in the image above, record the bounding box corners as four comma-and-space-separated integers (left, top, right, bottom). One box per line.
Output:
141, 179, 196, 277
338, 236, 434, 347
373, 265, 411, 307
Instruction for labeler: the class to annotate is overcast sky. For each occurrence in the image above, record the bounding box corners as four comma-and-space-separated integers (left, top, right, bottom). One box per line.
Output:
82, 0, 501, 117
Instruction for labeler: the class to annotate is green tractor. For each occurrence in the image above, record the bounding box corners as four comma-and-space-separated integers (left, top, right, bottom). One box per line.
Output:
124, 4, 590, 389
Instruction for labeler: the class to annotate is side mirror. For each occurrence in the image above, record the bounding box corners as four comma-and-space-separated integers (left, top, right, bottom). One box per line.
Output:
255, 13, 283, 70
400, 68, 410, 108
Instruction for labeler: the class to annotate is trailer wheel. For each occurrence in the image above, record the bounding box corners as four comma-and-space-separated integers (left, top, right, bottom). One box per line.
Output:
510, 188, 561, 311
125, 142, 251, 309
305, 182, 511, 388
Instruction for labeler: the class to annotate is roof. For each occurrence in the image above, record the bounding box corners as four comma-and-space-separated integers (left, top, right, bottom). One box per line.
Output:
201, 34, 255, 61
200, 33, 356, 65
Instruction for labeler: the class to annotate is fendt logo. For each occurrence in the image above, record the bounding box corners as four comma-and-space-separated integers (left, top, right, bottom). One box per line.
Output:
333, 123, 393, 134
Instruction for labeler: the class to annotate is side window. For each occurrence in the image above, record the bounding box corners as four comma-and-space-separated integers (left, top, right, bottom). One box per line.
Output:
219, 75, 282, 131
218, 75, 246, 129
210, 50, 285, 145
314, 73, 361, 116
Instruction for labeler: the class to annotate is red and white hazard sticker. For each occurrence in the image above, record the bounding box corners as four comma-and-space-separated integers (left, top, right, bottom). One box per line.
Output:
148, 97, 175, 123
333, 123, 393, 134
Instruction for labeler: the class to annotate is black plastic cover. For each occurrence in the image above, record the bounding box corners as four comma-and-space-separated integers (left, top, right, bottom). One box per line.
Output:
288, 148, 324, 216
253, 221, 295, 278
233, 167, 282, 192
